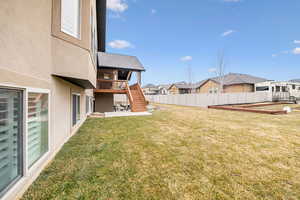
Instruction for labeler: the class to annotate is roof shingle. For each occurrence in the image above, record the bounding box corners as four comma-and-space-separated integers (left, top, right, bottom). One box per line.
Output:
98, 52, 145, 71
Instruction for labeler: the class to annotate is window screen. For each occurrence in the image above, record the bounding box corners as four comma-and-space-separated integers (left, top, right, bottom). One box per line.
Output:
27, 93, 49, 168
0, 88, 23, 195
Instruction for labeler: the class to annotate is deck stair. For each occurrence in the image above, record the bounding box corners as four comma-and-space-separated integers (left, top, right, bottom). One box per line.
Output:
126, 83, 148, 112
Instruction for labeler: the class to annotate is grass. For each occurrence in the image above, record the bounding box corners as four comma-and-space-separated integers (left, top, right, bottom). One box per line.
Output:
21, 104, 300, 200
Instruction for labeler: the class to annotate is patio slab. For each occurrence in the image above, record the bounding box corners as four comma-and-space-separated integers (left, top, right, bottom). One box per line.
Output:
104, 111, 152, 118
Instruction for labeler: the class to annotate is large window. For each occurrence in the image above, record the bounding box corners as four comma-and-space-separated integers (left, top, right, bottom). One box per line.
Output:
61, 0, 81, 38
0, 88, 23, 196
72, 94, 80, 126
27, 92, 49, 168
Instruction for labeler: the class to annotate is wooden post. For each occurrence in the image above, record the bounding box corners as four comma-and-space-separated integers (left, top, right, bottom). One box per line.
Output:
136, 72, 142, 85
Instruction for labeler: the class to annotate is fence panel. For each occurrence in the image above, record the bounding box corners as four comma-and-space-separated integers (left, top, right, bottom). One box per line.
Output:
146, 92, 271, 107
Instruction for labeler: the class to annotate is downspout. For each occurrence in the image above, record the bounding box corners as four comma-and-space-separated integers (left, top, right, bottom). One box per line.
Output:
96, 0, 107, 52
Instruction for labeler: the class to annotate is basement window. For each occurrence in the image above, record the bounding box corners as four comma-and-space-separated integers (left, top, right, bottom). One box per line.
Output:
72, 94, 80, 126
27, 92, 49, 168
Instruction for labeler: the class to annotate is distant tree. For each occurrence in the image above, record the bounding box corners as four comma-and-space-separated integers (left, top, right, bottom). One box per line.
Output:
209, 50, 226, 93
216, 50, 226, 93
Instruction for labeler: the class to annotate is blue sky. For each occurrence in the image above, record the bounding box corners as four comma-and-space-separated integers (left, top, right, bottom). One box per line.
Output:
106, 0, 300, 85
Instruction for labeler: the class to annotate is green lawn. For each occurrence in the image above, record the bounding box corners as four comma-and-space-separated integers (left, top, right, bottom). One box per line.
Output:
21, 104, 300, 200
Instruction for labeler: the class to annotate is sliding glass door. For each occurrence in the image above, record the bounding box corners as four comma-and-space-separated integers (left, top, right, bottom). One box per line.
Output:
0, 88, 23, 196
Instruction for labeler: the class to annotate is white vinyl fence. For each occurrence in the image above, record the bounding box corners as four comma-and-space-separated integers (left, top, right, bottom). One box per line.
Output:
146, 92, 272, 107
114, 94, 129, 104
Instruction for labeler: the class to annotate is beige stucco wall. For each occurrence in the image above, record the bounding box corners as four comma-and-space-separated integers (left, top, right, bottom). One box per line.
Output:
0, 0, 97, 88
0, 0, 97, 199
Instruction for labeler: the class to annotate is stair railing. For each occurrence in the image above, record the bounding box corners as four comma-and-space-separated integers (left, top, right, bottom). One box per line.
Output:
126, 81, 134, 105
137, 83, 147, 104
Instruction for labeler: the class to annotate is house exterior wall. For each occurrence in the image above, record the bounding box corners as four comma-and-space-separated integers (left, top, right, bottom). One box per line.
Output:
169, 85, 179, 94
51, 0, 97, 87
224, 84, 254, 93
197, 80, 220, 93
95, 93, 114, 112
0, 0, 99, 199
197, 80, 254, 93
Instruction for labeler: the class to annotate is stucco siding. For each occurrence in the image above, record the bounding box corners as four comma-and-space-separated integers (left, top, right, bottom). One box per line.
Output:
0, 0, 97, 199
0, 0, 52, 81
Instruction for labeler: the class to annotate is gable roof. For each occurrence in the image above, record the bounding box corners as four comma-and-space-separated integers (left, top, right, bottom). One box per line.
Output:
98, 52, 145, 71
168, 82, 196, 90
143, 84, 157, 88
196, 73, 267, 88
158, 84, 171, 89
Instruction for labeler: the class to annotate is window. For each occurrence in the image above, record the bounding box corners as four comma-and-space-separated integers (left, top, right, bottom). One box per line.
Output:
27, 92, 49, 168
61, 0, 81, 38
90, 8, 98, 65
86, 96, 94, 115
72, 94, 80, 126
282, 86, 288, 92
103, 73, 112, 80
0, 88, 23, 196
292, 85, 296, 90
256, 86, 269, 91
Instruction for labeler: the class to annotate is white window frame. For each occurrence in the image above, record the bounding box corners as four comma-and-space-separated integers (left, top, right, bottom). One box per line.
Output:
72, 93, 81, 127
0, 84, 25, 198
86, 96, 94, 115
0, 84, 50, 199
26, 88, 51, 171
60, 0, 82, 39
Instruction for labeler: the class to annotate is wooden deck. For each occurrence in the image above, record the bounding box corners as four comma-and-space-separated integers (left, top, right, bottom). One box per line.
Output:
93, 89, 127, 94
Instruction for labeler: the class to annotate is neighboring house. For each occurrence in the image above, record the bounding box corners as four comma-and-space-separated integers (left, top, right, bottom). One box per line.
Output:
158, 84, 171, 95
143, 84, 160, 95
196, 73, 267, 93
168, 82, 195, 94
256, 81, 300, 99
0, 0, 146, 199
290, 79, 300, 83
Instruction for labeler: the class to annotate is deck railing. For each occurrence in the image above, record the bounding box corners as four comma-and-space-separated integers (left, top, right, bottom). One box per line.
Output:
97, 79, 127, 91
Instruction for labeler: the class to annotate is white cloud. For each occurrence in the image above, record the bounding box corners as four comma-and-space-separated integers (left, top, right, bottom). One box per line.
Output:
221, 30, 236, 37
294, 40, 300, 44
208, 68, 217, 73
108, 40, 134, 49
180, 56, 193, 62
107, 0, 128, 12
151, 9, 157, 14
272, 54, 277, 58
293, 48, 300, 55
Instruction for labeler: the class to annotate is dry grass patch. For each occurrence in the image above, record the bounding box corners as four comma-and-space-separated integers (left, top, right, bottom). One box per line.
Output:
21, 104, 300, 200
